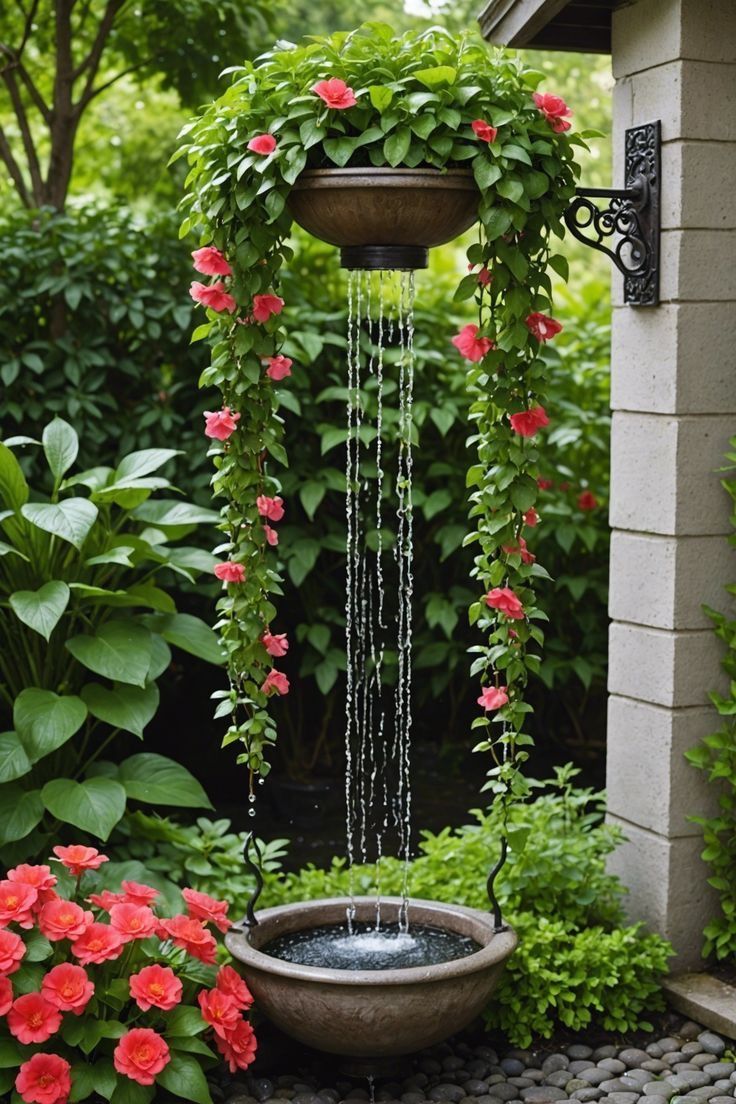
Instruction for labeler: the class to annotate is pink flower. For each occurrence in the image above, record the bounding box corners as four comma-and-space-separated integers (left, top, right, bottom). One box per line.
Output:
485, 586, 525, 620
204, 407, 240, 440
256, 494, 285, 521
109, 903, 157, 942
467, 263, 492, 287
471, 119, 498, 143
0, 976, 12, 1015
8, 993, 62, 1045
533, 91, 573, 133
502, 536, 535, 564
214, 561, 246, 583
159, 915, 218, 964
52, 845, 108, 877
114, 1028, 170, 1086
38, 899, 91, 942
536, 477, 553, 491
265, 355, 293, 381
0, 929, 25, 975
87, 890, 124, 912
252, 294, 284, 323
524, 507, 540, 527
525, 312, 563, 341
578, 490, 598, 511
0, 880, 37, 928
190, 281, 237, 313
262, 631, 288, 657
182, 888, 231, 933
509, 405, 550, 438
247, 133, 277, 155
216, 965, 254, 1010
129, 965, 182, 1012
15, 1054, 71, 1104
263, 524, 279, 546
477, 685, 509, 711
71, 922, 124, 966
451, 324, 494, 362
198, 988, 240, 1038
121, 881, 159, 907
41, 964, 94, 1015
7, 865, 57, 907
214, 1018, 258, 1073
192, 246, 232, 277
262, 668, 289, 696
313, 78, 357, 110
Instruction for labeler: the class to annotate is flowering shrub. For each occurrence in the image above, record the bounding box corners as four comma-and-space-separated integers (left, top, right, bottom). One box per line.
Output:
177, 22, 591, 802
0, 845, 255, 1104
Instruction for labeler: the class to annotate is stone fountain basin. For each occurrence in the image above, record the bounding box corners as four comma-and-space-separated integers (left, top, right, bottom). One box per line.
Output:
225, 896, 517, 1059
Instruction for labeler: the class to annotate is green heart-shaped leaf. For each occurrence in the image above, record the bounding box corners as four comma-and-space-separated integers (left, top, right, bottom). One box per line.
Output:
65, 621, 153, 687
10, 580, 69, 640
0, 732, 32, 783
14, 689, 87, 762
41, 777, 127, 841
21, 498, 98, 550
80, 682, 159, 739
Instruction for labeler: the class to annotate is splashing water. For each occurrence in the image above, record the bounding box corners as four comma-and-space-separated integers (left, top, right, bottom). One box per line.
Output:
265, 921, 479, 971
343, 270, 416, 932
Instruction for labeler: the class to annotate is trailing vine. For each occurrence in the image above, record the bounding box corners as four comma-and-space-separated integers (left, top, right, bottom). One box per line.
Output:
176, 23, 584, 801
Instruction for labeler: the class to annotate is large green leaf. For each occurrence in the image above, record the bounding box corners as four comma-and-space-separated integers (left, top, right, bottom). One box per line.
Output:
70, 1063, 95, 1104
116, 448, 181, 481
81, 682, 159, 739
0, 1037, 23, 1069
166, 1004, 207, 1036
65, 621, 153, 687
41, 777, 127, 841
110, 1078, 154, 1104
157, 1053, 213, 1104
118, 754, 212, 809
10, 580, 70, 640
14, 689, 87, 762
143, 612, 223, 665
0, 441, 28, 510
21, 498, 98, 550
132, 499, 219, 527
0, 784, 44, 845
42, 417, 79, 482
0, 732, 32, 783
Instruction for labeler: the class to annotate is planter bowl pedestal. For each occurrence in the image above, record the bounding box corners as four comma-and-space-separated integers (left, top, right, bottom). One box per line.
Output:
288, 169, 479, 270
225, 896, 516, 1072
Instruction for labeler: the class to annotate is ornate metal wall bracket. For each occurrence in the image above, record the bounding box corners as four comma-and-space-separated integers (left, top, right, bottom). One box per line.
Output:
564, 121, 661, 306
242, 831, 264, 928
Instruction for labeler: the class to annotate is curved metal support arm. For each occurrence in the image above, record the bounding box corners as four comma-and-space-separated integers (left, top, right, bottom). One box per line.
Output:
486, 835, 509, 932
242, 831, 264, 928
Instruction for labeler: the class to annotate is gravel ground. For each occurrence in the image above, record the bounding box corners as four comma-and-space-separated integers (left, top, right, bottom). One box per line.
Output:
214, 1016, 735, 1104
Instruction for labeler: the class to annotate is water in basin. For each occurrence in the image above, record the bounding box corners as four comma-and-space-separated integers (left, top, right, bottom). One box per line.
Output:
263, 921, 481, 971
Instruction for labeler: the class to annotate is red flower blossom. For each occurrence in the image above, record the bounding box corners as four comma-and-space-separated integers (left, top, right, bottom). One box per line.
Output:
159, 915, 218, 964
7, 865, 57, 907
509, 405, 550, 438
477, 685, 509, 711
502, 536, 535, 564
216, 965, 254, 1010
0, 929, 25, 975
38, 899, 91, 942
247, 134, 277, 155
252, 294, 284, 323
262, 668, 289, 696
265, 355, 293, 381
523, 508, 540, 527
87, 890, 124, 912
578, 490, 598, 511
198, 987, 240, 1037
204, 407, 240, 441
536, 477, 553, 491
182, 888, 231, 933
41, 964, 94, 1015
129, 964, 182, 1012
256, 494, 285, 521
8, 993, 62, 1045
485, 586, 525, 620
533, 91, 573, 133
214, 561, 246, 584
15, 1053, 71, 1104
192, 246, 232, 277
52, 845, 108, 877
109, 903, 157, 942
71, 922, 124, 966
121, 881, 159, 907
0, 880, 37, 928
313, 78, 357, 110
451, 323, 494, 362
263, 524, 279, 546
190, 281, 237, 313
525, 312, 562, 341
0, 976, 12, 1015
471, 119, 497, 143
214, 1017, 258, 1073
262, 631, 288, 657
114, 1028, 171, 1086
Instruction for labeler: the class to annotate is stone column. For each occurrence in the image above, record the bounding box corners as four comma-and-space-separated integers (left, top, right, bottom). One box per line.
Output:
605, 0, 736, 967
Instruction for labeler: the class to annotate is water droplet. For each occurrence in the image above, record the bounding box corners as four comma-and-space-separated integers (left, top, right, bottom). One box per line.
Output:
248, 807, 256, 818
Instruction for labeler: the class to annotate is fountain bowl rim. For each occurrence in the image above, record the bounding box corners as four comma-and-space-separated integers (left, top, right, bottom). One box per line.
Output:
291, 167, 477, 192
225, 895, 517, 987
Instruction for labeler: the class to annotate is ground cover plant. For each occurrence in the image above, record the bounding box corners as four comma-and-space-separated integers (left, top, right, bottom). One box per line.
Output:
262, 767, 672, 1045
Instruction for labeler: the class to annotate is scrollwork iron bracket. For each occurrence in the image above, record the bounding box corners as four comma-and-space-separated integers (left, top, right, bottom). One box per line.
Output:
564, 121, 660, 306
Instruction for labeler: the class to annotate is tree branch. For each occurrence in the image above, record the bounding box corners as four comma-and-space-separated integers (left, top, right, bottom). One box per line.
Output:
0, 122, 31, 206
17, 0, 40, 59
2, 68, 43, 199
0, 42, 52, 123
71, 0, 124, 93
81, 57, 150, 106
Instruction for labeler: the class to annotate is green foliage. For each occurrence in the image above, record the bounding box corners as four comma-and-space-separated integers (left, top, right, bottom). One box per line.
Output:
0, 417, 221, 856
686, 435, 736, 960
263, 766, 672, 1045
179, 22, 586, 798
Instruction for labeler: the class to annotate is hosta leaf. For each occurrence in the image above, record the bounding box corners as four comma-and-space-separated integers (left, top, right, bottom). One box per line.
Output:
10, 580, 70, 640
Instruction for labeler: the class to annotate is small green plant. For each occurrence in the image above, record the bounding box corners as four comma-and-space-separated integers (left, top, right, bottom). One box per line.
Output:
686, 435, 736, 961
0, 418, 223, 860
262, 766, 673, 1046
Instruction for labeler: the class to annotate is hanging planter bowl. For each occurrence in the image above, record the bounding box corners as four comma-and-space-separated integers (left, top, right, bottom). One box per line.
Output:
226, 896, 516, 1072
288, 168, 479, 271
